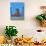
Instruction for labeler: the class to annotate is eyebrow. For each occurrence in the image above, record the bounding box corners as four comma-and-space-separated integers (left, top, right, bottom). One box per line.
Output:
40, 6, 46, 9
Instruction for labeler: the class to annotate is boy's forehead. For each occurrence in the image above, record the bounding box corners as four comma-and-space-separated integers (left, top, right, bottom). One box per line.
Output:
40, 6, 46, 9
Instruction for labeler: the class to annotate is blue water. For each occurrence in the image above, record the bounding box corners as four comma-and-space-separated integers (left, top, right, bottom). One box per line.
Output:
10, 2, 24, 16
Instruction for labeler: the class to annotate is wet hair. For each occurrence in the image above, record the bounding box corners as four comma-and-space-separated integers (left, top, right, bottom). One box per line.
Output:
16, 9, 19, 11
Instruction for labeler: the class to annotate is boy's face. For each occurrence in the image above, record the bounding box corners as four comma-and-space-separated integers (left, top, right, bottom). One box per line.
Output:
42, 8, 46, 14
16, 10, 19, 14
40, 6, 46, 14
